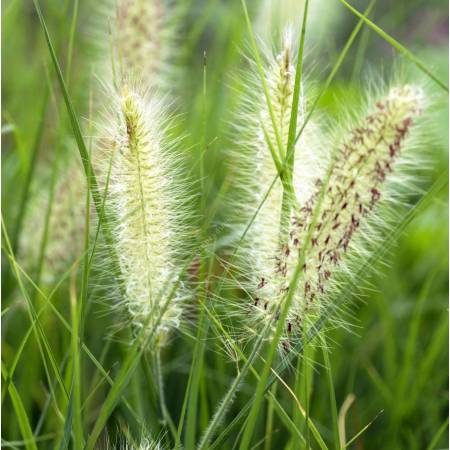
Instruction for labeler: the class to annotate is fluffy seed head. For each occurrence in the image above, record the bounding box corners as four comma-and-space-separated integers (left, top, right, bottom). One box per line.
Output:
221, 31, 324, 351
19, 157, 88, 283
98, 82, 189, 345
103, 434, 167, 450
249, 85, 424, 350
226, 30, 323, 287
101, 0, 182, 91
114, 0, 164, 80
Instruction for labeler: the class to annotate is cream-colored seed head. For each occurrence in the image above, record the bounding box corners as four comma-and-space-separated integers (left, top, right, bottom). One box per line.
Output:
100, 83, 187, 345
227, 31, 323, 316
249, 85, 424, 350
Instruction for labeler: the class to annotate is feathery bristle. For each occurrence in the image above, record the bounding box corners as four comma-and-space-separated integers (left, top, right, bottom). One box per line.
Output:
98, 83, 189, 344
114, 0, 165, 80
227, 30, 323, 279
220, 31, 324, 349
248, 85, 424, 350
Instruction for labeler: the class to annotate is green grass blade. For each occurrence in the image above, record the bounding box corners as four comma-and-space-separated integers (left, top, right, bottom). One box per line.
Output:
239, 0, 284, 160
184, 308, 208, 448
238, 142, 336, 450
11, 89, 48, 255
3, 252, 145, 431
336, 0, 448, 92
2, 219, 69, 404
320, 335, 340, 450
69, 268, 84, 449
201, 300, 327, 450
58, 390, 74, 450
280, 0, 309, 238
197, 312, 274, 450
31, 0, 122, 289
343, 409, 383, 448
292, 0, 375, 149
65, 0, 79, 86
426, 417, 449, 450
1, 364, 38, 450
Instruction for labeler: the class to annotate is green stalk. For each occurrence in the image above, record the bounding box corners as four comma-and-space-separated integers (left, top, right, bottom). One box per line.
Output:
185, 47, 216, 449
184, 306, 208, 449
263, 383, 278, 450
240, 0, 284, 161
197, 313, 275, 450
321, 334, 340, 450
84, 259, 193, 450
279, 0, 309, 243
291, 1, 375, 151
155, 350, 177, 440
69, 268, 83, 449
1, 364, 38, 450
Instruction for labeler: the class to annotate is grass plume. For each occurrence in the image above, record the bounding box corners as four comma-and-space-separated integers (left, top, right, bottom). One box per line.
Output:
97, 82, 191, 345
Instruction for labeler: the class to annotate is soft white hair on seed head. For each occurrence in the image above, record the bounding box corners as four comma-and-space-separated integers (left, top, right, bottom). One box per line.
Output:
95, 78, 194, 347
221, 28, 426, 355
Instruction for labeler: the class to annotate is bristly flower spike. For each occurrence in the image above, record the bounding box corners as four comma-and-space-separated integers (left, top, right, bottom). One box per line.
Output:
223, 30, 324, 345
250, 84, 424, 351
110, 0, 182, 90
228, 29, 323, 270
98, 82, 191, 346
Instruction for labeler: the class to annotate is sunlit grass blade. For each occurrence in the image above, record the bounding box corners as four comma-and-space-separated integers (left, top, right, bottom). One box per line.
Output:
343, 408, 383, 448
269, 367, 328, 450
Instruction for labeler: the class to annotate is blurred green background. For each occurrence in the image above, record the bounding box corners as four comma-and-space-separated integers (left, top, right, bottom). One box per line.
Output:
2, 0, 448, 448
